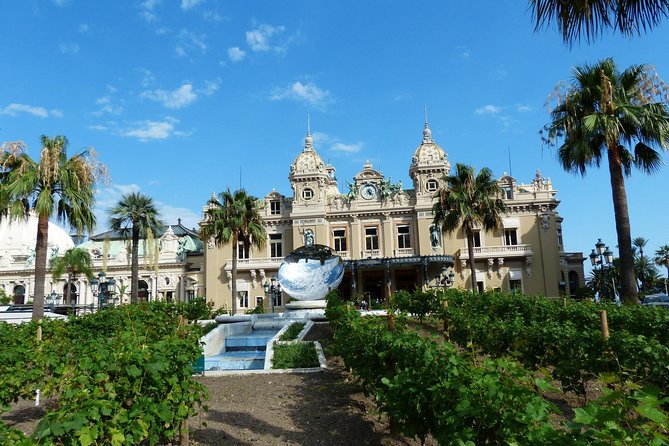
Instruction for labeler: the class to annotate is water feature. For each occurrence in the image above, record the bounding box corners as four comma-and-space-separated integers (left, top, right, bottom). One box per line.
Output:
204, 327, 279, 371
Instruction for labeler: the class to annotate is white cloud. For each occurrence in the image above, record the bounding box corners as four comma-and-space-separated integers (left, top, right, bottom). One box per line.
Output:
50, 109, 64, 118
58, 42, 80, 54
227, 46, 246, 62
141, 84, 197, 109
246, 24, 285, 52
0, 103, 50, 118
312, 132, 363, 154
120, 118, 181, 142
202, 10, 224, 22
93, 96, 123, 116
138, 0, 160, 22
181, 0, 203, 10
475, 104, 503, 115
331, 142, 363, 153
271, 81, 331, 109
135, 68, 156, 87
156, 203, 200, 229
516, 104, 533, 112
175, 29, 207, 57
201, 79, 221, 96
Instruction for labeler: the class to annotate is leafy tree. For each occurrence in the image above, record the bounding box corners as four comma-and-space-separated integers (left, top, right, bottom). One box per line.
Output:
433, 164, 506, 292
633, 236, 650, 292
200, 189, 266, 315
0, 136, 102, 320
50, 247, 94, 304
587, 258, 621, 301
530, 0, 669, 44
543, 59, 669, 304
109, 192, 163, 304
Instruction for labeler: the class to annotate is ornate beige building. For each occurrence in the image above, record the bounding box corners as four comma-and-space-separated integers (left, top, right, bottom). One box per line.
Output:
203, 122, 585, 313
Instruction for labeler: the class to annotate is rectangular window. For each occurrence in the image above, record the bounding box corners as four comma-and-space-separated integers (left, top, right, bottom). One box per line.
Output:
238, 291, 249, 308
237, 241, 250, 259
270, 233, 282, 258
504, 229, 518, 246
397, 225, 411, 249
469, 230, 481, 248
333, 228, 347, 252
365, 227, 379, 250
510, 279, 522, 293
557, 228, 564, 247
275, 291, 283, 307
502, 186, 513, 200
270, 200, 281, 215
476, 281, 485, 293
186, 290, 195, 301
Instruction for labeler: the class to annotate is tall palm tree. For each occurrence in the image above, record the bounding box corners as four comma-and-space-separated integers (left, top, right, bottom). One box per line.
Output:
530, 0, 669, 44
632, 236, 649, 292
0, 136, 101, 320
654, 245, 669, 293
200, 189, 266, 315
50, 247, 94, 304
109, 192, 162, 304
432, 164, 506, 292
543, 59, 669, 304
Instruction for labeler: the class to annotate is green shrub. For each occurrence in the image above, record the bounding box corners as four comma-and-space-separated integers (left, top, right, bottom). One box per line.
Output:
279, 322, 306, 341
246, 305, 265, 314
272, 342, 319, 369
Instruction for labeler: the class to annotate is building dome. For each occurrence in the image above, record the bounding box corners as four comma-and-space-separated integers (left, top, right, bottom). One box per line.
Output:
0, 213, 75, 267
411, 121, 447, 165
290, 131, 326, 175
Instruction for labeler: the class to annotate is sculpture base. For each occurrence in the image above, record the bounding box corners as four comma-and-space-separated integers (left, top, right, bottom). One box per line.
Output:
283, 300, 327, 321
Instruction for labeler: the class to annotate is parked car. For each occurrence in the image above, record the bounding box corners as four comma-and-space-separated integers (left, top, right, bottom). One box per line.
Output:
641, 294, 669, 309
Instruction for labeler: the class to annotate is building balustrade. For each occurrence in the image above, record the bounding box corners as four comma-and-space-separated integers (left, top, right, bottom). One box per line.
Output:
456, 244, 533, 259
395, 248, 415, 257
362, 249, 381, 258
230, 257, 285, 269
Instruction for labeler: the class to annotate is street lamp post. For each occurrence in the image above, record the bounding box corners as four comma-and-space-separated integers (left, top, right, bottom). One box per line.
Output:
263, 276, 282, 313
589, 239, 617, 302
90, 272, 117, 310
436, 265, 456, 290
46, 291, 60, 311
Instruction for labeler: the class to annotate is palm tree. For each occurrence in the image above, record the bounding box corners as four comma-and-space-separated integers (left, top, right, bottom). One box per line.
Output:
587, 263, 620, 302
530, 0, 669, 44
654, 245, 669, 293
432, 164, 506, 292
200, 189, 266, 315
632, 236, 649, 292
108, 192, 162, 304
543, 59, 669, 304
0, 136, 101, 320
50, 247, 94, 304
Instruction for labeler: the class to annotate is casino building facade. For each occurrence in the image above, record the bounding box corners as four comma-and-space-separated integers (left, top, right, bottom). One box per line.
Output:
203, 121, 585, 313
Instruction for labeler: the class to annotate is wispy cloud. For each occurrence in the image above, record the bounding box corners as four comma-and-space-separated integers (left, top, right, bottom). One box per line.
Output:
141, 84, 197, 109
227, 46, 246, 62
58, 42, 80, 54
181, 0, 203, 10
202, 10, 224, 22
0, 103, 61, 118
201, 79, 221, 95
475, 104, 502, 115
139, 0, 161, 22
271, 81, 331, 109
246, 23, 286, 52
120, 118, 181, 142
93, 93, 124, 116
135, 67, 156, 87
515, 104, 533, 112
312, 132, 364, 154
175, 29, 207, 57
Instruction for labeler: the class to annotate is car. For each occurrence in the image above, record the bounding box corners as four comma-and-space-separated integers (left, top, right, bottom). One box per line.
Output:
641, 294, 669, 309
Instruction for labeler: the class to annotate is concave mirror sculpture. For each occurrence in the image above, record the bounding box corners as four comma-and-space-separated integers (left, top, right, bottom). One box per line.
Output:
277, 244, 344, 301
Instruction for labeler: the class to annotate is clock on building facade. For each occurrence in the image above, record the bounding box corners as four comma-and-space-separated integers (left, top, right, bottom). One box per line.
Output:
360, 183, 377, 200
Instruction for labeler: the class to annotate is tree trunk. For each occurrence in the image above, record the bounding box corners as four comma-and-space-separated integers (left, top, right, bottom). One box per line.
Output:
231, 232, 238, 315
606, 147, 639, 304
465, 226, 478, 293
131, 226, 140, 304
32, 213, 49, 320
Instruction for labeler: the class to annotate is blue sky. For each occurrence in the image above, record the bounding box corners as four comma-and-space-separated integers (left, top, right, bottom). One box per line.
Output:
1, 1, 668, 276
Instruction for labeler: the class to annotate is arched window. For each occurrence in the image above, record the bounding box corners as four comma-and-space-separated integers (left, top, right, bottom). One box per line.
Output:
13, 285, 25, 305
63, 283, 78, 305
138, 280, 150, 301
568, 270, 579, 293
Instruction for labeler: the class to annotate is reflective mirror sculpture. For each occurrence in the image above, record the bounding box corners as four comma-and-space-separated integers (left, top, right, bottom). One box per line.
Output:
278, 244, 344, 301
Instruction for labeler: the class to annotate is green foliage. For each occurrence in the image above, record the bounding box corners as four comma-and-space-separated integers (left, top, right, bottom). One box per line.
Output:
179, 296, 211, 321
246, 305, 265, 314
279, 322, 305, 341
326, 291, 669, 445
0, 302, 207, 444
271, 342, 319, 369
392, 289, 443, 321
0, 288, 10, 305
